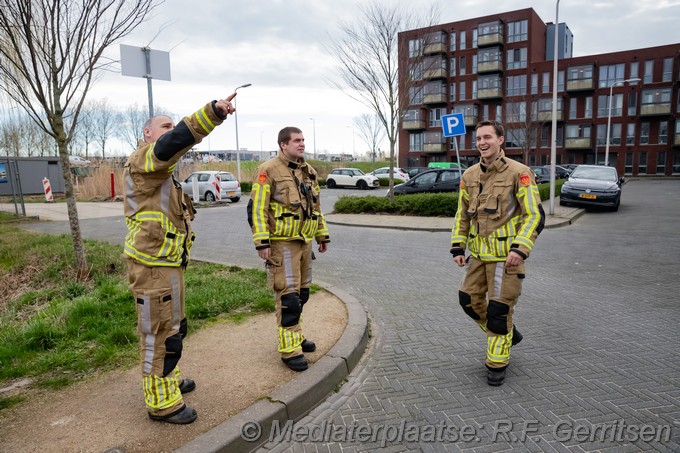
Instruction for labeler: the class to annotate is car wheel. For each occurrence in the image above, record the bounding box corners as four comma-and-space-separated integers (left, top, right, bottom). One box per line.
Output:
230, 197, 240, 203
327, 179, 336, 188
205, 191, 215, 202
611, 198, 620, 212
357, 180, 368, 190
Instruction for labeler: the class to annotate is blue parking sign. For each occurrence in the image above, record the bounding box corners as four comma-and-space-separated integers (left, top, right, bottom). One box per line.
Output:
441, 113, 466, 137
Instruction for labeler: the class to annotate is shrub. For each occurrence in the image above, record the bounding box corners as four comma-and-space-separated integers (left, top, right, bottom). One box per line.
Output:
334, 193, 457, 217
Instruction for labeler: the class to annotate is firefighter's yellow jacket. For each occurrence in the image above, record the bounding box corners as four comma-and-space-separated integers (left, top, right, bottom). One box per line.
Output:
451, 151, 545, 262
123, 102, 225, 267
249, 153, 330, 249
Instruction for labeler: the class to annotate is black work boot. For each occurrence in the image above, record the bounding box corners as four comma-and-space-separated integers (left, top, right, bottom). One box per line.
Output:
179, 378, 196, 394
301, 339, 316, 353
282, 355, 308, 371
148, 404, 198, 424
512, 326, 523, 346
487, 368, 506, 386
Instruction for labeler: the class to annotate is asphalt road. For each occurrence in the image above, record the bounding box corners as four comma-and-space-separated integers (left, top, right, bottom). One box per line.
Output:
19, 180, 680, 452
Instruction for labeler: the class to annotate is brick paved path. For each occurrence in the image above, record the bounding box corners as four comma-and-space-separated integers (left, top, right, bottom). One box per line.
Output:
20, 180, 680, 452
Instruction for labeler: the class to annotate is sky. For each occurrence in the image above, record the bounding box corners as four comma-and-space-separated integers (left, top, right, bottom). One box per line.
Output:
87, 0, 680, 157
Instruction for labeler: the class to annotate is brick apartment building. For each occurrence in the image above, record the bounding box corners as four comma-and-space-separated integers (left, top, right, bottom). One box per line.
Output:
398, 8, 680, 176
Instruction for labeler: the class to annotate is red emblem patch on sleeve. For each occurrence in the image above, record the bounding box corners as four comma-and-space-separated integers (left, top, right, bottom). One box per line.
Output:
258, 173, 267, 184
520, 174, 531, 186
460, 180, 465, 190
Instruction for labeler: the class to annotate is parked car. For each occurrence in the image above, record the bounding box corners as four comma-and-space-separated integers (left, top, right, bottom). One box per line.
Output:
531, 165, 571, 183
69, 155, 91, 166
368, 166, 410, 182
181, 170, 241, 202
407, 167, 430, 178
560, 165, 623, 211
326, 168, 379, 190
392, 168, 462, 196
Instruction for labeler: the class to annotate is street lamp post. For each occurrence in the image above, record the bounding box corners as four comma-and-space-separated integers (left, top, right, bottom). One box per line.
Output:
549, 0, 560, 216
309, 118, 316, 159
233, 83, 252, 181
604, 77, 641, 167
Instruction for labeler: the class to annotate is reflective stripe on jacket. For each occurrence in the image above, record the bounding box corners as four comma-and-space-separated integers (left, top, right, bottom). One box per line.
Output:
451, 151, 544, 262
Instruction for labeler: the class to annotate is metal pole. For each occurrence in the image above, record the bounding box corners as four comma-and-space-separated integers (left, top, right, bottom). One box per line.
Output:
143, 47, 154, 117
549, 0, 560, 215
233, 83, 252, 181
309, 118, 316, 159
605, 78, 640, 167
453, 136, 462, 182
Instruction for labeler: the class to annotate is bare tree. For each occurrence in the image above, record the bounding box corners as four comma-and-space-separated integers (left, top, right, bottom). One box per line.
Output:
353, 113, 384, 162
504, 96, 549, 165
117, 102, 148, 151
327, 1, 439, 200
73, 102, 97, 159
90, 98, 116, 160
0, 0, 159, 279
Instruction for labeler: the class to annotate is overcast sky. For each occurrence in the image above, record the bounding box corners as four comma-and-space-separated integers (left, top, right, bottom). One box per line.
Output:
89, 0, 680, 157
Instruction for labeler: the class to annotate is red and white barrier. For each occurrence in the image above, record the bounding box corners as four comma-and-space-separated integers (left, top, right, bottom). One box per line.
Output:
42, 177, 54, 202
212, 181, 221, 201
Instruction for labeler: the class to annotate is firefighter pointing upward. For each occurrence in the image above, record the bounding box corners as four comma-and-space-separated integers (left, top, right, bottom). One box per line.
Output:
451, 120, 545, 386
124, 94, 236, 424
249, 127, 330, 371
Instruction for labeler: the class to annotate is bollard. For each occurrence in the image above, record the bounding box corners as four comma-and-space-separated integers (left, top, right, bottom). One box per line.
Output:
42, 177, 54, 202
110, 172, 115, 198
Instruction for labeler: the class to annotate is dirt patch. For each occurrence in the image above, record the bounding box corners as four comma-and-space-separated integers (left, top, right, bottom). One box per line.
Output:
0, 291, 347, 453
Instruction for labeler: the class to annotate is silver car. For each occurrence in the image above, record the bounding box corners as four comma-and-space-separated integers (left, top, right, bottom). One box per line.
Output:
181, 171, 241, 202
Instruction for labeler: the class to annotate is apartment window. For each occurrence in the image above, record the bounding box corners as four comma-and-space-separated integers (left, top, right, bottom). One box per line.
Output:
408, 39, 422, 58
429, 108, 444, 127
478, 74, 501, 90
641, 88, 671, 108
507, 20, 528, 42
673, 149, 680, 174
410, 62, 423, 81
566, 124, 591, 139
662, 58, 673, 82
584, 97, 593, 118
626, 123, 635, 145
505, 129, 526, 148
625, 152, 633, 175
657, 151, 666, 174
558, 71, 565, 93
542, 72, 550, 93
403, 109, 423, 122
460, 56, 466, 75
599, 64, 625, 88
597, 94, 623, 117
495, 105, 502, 121
471, 80, 477, 100
409, 87, 423, 104
541, 126, 550, 147
449, 83, 456, 102
459, 81, 466, 100
449, 58, 456, 76
610, 124, 622, 145
659, 121, 668, 144
639, 152, 648, 174
506, 101, 527, 122
409, 133, 423, 152
630, 61, 639, 80
640, 122, 650, 144
568, 65, 593, 82
531, 73, 538, 95
483, 104, 489, 119
644, 60, 654, 84
472, 54, 478, 74
628, 92, 637, 116
506, 75, 527, 96
472, 29, 478, 48
450, 32, 456, 51
460, 31, 466, 50
506, 48, 527, 70
569, 98, 577, 119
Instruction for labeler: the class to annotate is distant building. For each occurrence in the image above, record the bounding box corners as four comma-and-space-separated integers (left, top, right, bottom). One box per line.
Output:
398, 7, 680, 176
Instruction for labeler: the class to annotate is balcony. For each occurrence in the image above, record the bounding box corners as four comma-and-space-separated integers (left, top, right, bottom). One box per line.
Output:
424, 143, 447, 153
674, 134, 680, 146
423, 93, 447, 104
423, 42, 447, 54
478, 87, 503, 100
566, 79, 594, 91
423, 67, 447, 79
464, 114, 478, 127
403, 119, 426, 130
477, 60, 503, 73
565, 138, 591, 149
536, 110, 564, 122
640, 103, 672, 116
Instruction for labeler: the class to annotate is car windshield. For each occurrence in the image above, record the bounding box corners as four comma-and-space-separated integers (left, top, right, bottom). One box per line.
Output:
570, 166, 617, 181
351, 169, 365, 176
218, 173, 234, 181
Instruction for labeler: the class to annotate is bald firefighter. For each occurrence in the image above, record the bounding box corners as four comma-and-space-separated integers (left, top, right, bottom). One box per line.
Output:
451, 120, 545, 386
248, 126, 330, 371
124, 94, 236, 424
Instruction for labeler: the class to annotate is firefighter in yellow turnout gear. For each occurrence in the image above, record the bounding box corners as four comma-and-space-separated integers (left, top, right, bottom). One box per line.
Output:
249, 127, 330, 372
124, 94, 236, 424
451, 120, 545, 386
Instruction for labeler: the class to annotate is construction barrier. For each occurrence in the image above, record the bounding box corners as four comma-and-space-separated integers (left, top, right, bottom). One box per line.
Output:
42, 177, 54, 202
212, 181, 221, 201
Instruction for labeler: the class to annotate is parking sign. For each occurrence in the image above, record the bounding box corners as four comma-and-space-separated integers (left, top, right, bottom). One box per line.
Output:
441, 113, 466, 137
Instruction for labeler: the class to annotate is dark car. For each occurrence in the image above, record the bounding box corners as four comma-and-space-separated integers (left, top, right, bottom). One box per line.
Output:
531, 165, 571, 183
560, 165, 623, 211
393, 168, 461, 195
407, 167, 430, 178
